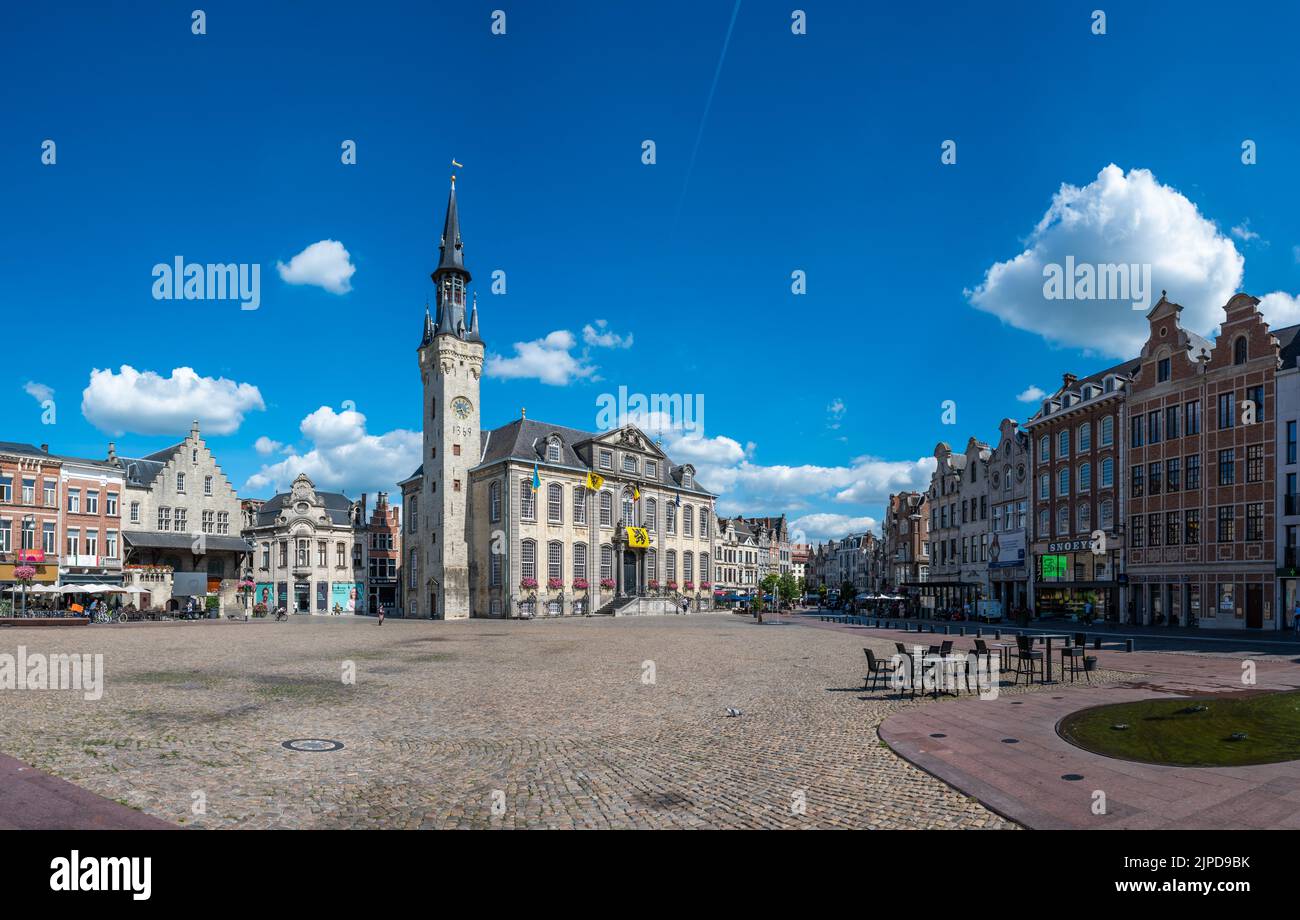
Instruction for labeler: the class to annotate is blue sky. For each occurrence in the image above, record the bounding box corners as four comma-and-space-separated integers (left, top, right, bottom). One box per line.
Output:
5, 1, 1300, 540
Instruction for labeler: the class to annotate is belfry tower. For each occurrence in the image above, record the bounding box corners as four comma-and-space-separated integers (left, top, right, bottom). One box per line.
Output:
416, 175, 483, 619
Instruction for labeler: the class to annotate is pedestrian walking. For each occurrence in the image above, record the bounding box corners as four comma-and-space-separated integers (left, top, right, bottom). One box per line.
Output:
378, 605, 385, 626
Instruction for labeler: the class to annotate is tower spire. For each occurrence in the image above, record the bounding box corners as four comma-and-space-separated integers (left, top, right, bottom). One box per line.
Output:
431, 173, 472, 339
435, 176, 469, 280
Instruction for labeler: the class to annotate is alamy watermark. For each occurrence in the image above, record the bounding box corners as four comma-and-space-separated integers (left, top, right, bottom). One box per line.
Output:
1042, 256, 1152, 311
0, 646, 104, 701
152, 257, 260, 310
595, 385, 704, 435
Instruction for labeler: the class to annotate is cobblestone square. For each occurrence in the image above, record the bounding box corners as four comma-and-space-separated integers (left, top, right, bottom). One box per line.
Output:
0, 614, 1083, 829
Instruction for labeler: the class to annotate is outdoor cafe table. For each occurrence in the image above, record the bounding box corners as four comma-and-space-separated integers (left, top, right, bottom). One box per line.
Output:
900, 649, 961, 699
1035, 633, 1070, 683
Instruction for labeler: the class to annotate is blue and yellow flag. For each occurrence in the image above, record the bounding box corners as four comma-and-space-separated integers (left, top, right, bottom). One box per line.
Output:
531, 463, 541, 492
585, 471, 604, 491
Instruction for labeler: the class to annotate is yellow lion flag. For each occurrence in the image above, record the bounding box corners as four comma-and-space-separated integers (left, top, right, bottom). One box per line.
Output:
626, 526, 650, 548
633, 484, 641, 500
585, 471, 605, 491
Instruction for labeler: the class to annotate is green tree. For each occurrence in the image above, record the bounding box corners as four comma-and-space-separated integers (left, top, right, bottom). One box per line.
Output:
777, 573, 799, 604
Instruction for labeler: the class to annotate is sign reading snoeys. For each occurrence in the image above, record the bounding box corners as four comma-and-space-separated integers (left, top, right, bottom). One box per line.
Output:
1047, 540, 1092, 553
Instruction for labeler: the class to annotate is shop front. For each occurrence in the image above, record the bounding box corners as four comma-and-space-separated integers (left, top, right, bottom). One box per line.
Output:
1034, 539, 1121, 622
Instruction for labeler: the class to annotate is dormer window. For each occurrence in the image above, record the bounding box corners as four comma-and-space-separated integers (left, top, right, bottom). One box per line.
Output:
546, 439, 561, 463
645, 460, 657, 480
683, 469, 693, 489
1233, 336, 1248, 365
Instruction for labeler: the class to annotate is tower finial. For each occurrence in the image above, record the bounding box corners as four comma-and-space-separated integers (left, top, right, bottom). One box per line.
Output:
521, 407, 527, 420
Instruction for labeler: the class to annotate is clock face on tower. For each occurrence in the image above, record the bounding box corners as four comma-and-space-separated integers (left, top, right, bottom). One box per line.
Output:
452, 396, 473, 419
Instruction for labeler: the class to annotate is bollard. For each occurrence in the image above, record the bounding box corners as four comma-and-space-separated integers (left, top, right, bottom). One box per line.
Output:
943, 625, 950, 635
959, 627, 966, 636
1094, 637, 1102, 650
975, 628, 982, 638
1125, 639, 1134, 653
994, 630, 1001, 640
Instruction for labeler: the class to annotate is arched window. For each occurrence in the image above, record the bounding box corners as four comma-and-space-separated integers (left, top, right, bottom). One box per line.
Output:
547, 541, 562, 581
683, 469, 693, 489
683, 505, 694, 536
600, 544, 614, 580
622, 491, 635, 525
599, 491, 613, 526
546, 438, 562, 463
489, 480, 502, 523
1234, 336, 1248, 365
1057, 468, 1070, 496
520, 479, 535, 521
699, 508, 709, 538
547, 483, 563, 523
573, 543, 587, 581
1078, 422, 1092, 452
666, 550, 677, 584
684, 552, 694, 584
1039, 436, 1049, 462
1056, 506, 1068, 535
572, 486, 587, 525
1079, 462, 1092, 491
700, 552, 709, 582
646, 548, 658, 583
1101, 457, 1114, 488
1099, 498, 1113, 530
1077, 502, 1091, 533
645, 498, 657, 529
1100, 415, 1114, 446
521, 539, 536, 580
666, 502, 677, 534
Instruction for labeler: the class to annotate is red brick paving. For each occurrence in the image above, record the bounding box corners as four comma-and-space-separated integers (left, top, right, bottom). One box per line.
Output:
0, 753, 176, 830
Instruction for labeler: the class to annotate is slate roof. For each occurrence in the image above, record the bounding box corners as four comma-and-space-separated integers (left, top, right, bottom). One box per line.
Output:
252, 490, 354, 527
0, 441, 51, 458
404, 418, 716, 497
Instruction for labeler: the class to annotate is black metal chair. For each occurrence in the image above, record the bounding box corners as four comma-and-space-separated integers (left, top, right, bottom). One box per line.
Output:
939, 640, 954, 656
863, 648, 895, 691
1014, 634, 1044, 686
1060, 642, 1089, 683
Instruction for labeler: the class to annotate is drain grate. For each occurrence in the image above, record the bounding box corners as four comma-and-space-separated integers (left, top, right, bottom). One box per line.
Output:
282, 738, 344, 752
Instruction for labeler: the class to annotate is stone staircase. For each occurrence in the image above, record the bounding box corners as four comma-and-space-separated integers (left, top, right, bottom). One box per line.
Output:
592, 595, 685, 617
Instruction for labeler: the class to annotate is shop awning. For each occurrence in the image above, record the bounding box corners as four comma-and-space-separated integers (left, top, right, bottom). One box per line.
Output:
123, 532, 253, 553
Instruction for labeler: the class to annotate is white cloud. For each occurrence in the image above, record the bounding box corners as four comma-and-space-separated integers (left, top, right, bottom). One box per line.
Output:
81, 366, 265, 436
1231, 220, 1261, 243
245, 406, 420, 497
486, 330, 598, 386
582, 319, 633, 349
276, 239, 356, 294
826, 398, 846, 430
23, 381, 53, 404
789, 513, 880, 542
1016, 385, 1046, 403
254, 436, 284, 456
1254, 292, 1300, 329
966, 164, 1243, 358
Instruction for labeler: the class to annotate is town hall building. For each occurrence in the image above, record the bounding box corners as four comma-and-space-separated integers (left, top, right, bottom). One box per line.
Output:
400, 178, 717, 619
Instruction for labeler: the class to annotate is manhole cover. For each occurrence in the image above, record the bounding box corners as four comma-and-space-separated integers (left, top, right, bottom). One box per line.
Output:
1001, 738, 1020, 744
282, 738, 344, 752
929, 733, 947, 738
1061, 773, 1085, 781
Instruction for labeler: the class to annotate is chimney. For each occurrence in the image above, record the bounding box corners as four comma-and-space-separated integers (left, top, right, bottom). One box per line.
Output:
107, 441, 116, 461
1062, 373, 1078, 389
40, 443, 48, 454
190, 419, 200, 439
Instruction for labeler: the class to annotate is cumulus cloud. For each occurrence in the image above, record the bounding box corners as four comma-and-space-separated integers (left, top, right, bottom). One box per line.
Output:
82, 366, 265, 436
1254, 292, 1300, 329
245, 405, 420, 497
276, 239, 356, 294
966, 164, 1243, 358
486, 330, 598, 386
789, 513, 880, 542
582, 319, 633, 349
23, 381, 53, 404
254, 436, 284, 456
1016, 385, 1046, 403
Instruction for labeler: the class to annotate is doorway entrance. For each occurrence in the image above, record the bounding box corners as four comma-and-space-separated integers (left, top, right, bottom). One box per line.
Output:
294, 581, 310, 613
1246, 585, 1263, 629
622, 550, 637, 595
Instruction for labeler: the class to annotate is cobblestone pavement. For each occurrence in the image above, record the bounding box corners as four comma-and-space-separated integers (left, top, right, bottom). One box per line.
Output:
0, 614, 1144, 829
